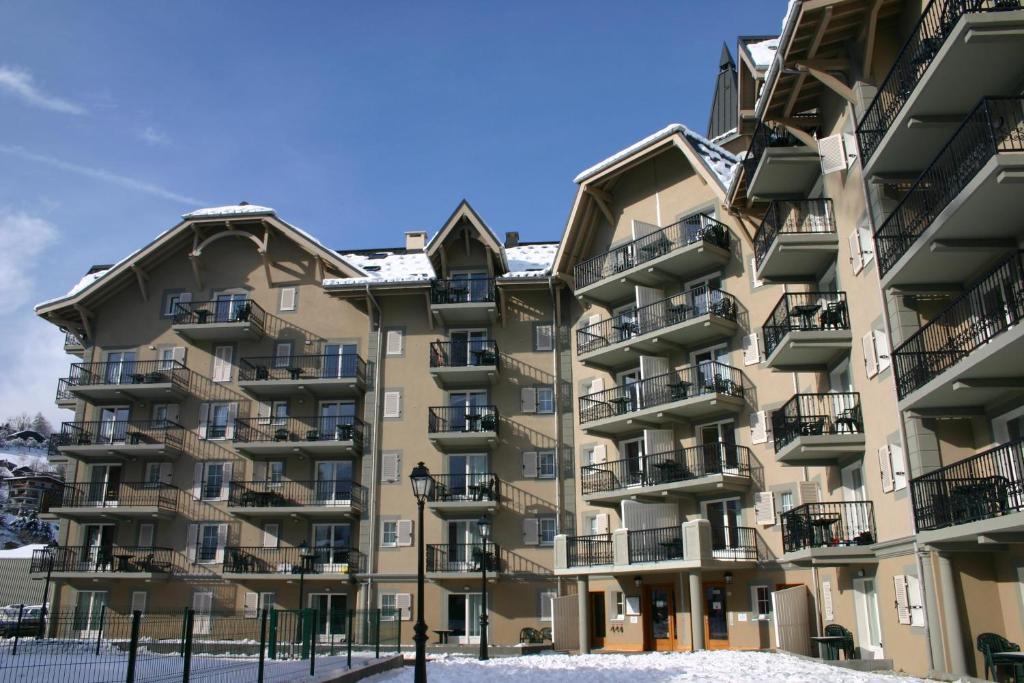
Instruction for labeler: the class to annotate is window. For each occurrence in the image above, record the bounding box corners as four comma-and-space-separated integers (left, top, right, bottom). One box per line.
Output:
202, 463, 225, 500
157, 347, 176, 369
266, 461, 284, 484
212, 345, 233, 382
130, 591, 147, 615
779, 491, 795, 514
534, 323, 554, 351
162, 291, 190, 318
279, 287, 297, 312
613, 592, 625, 621
538, 517, 557, 546
381, 521, 398, 547
537, 450, 556, 479
208, 403, 231, 439
380, 593, 397, 620
752, 586, 772, 619
273, 342, 293, 369
539, 590, 557, 621
197, 524, 220, 563
536, 386, 554, 414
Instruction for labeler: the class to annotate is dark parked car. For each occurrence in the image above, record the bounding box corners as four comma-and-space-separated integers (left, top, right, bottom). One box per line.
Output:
0, 605, 43, 637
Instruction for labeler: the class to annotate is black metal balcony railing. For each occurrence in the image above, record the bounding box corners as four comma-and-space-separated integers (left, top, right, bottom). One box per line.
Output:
781, 502, 877, 552
579, 362, 744, 424
627, 526, 684, 564
771, 393, 863, 453
857, 0, 1023, 164
228, 480, 366, 509
429, 340, 499, 368
31, 546, 178, 574
581, 444, 753, 495
426, 542, 500, 573
50, 420, 186, 455
566, 533, 613, 567
224, 546, 364, 574
426, 473, 500, 503
893, 252, 1024, 399
233, 415, 364, 448
66, 359, 189, 391
874, 97, 1024, 276
431, 278, 496, 305
762, 291, 850, 357
742, 118, 816, 181
911, 439, 1024, 531
239, 353, 366, 383
752, 199, 836, 269
63, 330, 84, 348
172, 298, 267, 330
576, 288, 738, 355
55, 378, 74, 404
710, 525, 759, 561
427, 406, 499, 434
573, 214, 731, 290
56, 481, 177, 511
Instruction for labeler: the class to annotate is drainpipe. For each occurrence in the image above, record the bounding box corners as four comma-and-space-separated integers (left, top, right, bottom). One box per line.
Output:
363, 282, 385, 614
549, 276, 564, 596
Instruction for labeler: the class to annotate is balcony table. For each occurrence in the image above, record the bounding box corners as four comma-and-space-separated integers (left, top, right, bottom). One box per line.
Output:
612, 321, 639, 338
194, 309, 211, 324
809, 515, 842, 547
113, 554, 134, 572
433, 629, 454, 645
638, 237, 671, 261
667, 303, 692, 323
792, 303, 821, 330
810, 635, 846, 660
287, 367, 304, 380
669, 381, 692, 400
658, 538, 684, 559
608, 397, 634, 415
653, 460, 691, 483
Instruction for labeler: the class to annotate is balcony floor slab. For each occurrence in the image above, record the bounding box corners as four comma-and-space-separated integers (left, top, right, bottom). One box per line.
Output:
765, 330, 852, 371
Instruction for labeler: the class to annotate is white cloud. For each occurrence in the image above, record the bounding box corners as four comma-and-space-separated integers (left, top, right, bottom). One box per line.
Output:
0, 145, 205, 205
0, 312, 72, 427
0, 210, 58, 315
0, 66, 86, 115
139, 126, 170, 146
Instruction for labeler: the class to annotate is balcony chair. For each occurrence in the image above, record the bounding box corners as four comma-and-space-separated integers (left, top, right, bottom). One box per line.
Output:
519, 627, 543, 644
233, 304, 251, 322
819, 301, 847, 329
472, 477, 498, 502
710, 296, 734, 320
479, 414, 497, 431
274, 428, 290, 442
306, 429, 322, 441
823, 624, 857, 660
254, 366, 270, 380
540, 626, 552, 642
697, 222, 728, 248
472, 547, 498, 572
335, 424, 353, 441
799, 416, 828, 436
978, 632, 1024, 683
835, 406, 862, 434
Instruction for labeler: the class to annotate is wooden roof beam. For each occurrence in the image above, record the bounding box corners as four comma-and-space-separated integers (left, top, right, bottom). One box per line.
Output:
795, 62, 856, 103
584, 186, 615, 226
783, 7, 832, 117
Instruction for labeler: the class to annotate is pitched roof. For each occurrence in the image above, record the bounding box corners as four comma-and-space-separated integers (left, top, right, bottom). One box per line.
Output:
426, 200, 507, 271
707, 44, 739, 141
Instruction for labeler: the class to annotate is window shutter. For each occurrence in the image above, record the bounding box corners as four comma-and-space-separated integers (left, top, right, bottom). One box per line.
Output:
878, 444, 895, 493
521, 387, 537, 414
172, 346, 187, 365
891, 443, 907, 491
262, 523, 279, 548
244, 592, 259, 618
590, 377, 604, 394
523, 518, 539, 545
893, 575, 911, 625
219, 461, 233, 500
131, 591, 147, 615
225, 403, 237, 440
742, 333, 760, 366
397, 519, 413, 547
755, 492, 776, 525
592, 444, 607, 464
819, 134, 849, 174
874, 329, 891, 372
798, 481, 820, 505
862, 332, 878, 378
821, 580, 835, 622
159, 463, 173, 485
198, 403, 210, 439
383, 391, 401, 418
213, 346, 233, 382
385, 329, 403, 355
138, 523, 155, 547
279, 287, 297, 312
849, 232, 864, 274
395, 593, 412, 620
214, 523, 228, 564
192, 463, 203, 499
859, 226, 875, 266
750, 257, 764, 288
522, 451, 538, 478
906, 574, 925, 627
535, 324, 554, 351
381, 453, 400, 483
587, 313, 601, 328
186, 523, 199, 563
595, 513, 609, 535
749, 410, 769, 445
643, 429, 674, 457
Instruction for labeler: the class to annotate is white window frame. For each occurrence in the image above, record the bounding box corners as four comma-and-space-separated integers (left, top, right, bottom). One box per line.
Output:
381, 520, 398, 548
535, 386, 555, 414
534, 322, 555, 352
537, 450, 556, 479
539, 590, 557, 622
380, 593, 398, 621
612, 591, 625, 621
751, 585, 772, 620
538, 516, 557, 546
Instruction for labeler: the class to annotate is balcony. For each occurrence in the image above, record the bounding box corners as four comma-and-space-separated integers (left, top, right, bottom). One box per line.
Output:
752, 200, 837, 282
63, 330, 85, 356
911, 439, 1024, 544
172, 298, 266, 341
628, 525, 758, 565
578, 362, 745, 436
742, 120, 821, 201
31, 546, 178, 578
762, 292, 851, 370
429, 278, 497, 324
781, 502, 877, 565
65, 360, 189, 402
576, 290, 738, 369
564, 533, 613, 569
771, 393, 865, 465
426, 542, 499, 579
232, 416, 364, 458
51, 420, 186, 460
858, 0, 1024, 176
55, 378, 76, 409
875, 97, 1024, 288
427, 406, 499, 448
238, 353, 367, 398
223, 546, 364, 579
892, 252, 1024, 413
580, 444, 755, 506
50, 481, 177, 519
429, 341, 499, 388
227, 479, 366, 518
572, 215, 731, 305
425, 473, 499, 516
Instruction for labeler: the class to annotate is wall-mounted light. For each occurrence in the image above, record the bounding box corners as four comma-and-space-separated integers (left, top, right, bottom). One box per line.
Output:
857, 569, 865, 578
634, 576, 642, 589
724, 571, 733, 585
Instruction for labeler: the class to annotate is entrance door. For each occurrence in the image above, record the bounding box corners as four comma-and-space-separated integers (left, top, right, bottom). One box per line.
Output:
620, 437, 646, 486
312, 523, 352, 571
81, 524, 114, 571
447, 593, 482, 644
192, 591, 213, 635
450, 330, 487, 366
448, 454, 488, 500
214, 292, 247, 322
852, 578, 883, 659
617, 369, 641, 413
73, 591, 108, 636
87, 465, 122, 505
322, 343, 358, 378
448, 391, 488, 431
98, 407, 130, 443
704, 582, 729, 649
319, 401, 355, 441
589, 592, 606, 648
842, 463, 871, 541
451, 272, 489, 303
315, 461, 354, 504
700, 421, 738, 474
103, 351, 136, 385
704, 498, 742, 558
447, 520, 482, 570
643, 584, 677, 651
310, 594, 348, 642
692, 345, 728, 391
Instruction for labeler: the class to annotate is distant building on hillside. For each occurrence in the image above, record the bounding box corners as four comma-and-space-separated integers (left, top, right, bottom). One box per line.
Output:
3, 471, 64, 515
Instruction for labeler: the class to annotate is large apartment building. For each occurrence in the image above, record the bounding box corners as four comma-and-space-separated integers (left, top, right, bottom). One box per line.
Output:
33, 0, 1024, 678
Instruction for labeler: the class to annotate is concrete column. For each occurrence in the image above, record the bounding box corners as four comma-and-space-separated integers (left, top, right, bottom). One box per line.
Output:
576, 577, 590, 654
936, 552, 968, 676
920, 552, 946, 673
688, 571, 704, 651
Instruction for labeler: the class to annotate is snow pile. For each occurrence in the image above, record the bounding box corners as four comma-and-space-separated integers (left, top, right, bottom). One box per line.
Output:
367, 651, 930, 682
0, 543, 46, 559
747, 38, 779, 69
503, 244, 558, 279
66, 269, 110, 297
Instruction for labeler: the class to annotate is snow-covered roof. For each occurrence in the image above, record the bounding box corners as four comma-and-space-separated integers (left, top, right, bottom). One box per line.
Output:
182, 203, 276, 219
745, 37, 779, 69
502, 243, 558, 279
325, 250, 436, 287
0, 543, 47, 559
754, 1, 801, 116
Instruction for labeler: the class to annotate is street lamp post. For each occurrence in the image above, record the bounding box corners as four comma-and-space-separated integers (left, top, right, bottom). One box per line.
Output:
37, 540, 58, 639
409, 462, 434, 683
477, 515, 491, 661
297, 540, 314, 644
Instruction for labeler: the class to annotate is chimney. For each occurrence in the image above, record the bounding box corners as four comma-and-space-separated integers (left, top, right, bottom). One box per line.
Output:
504, 231, 520, 248
405, 231, 427, 251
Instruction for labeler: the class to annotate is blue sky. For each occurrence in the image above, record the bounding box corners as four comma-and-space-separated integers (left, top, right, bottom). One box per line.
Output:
0, 0, 784, 424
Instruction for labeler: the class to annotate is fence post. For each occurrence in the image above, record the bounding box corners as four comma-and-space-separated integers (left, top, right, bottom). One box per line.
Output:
179, 607, 188, 656
346, 609, 354, 669
268, 609, 278, 660
125, 610, 142, 683
257, 608, 268, 683
182, 608, 194, 683
95, 603, 107, 656
375, 609, 381, 659
308, 610, 317, 677
11, 604, 24, 656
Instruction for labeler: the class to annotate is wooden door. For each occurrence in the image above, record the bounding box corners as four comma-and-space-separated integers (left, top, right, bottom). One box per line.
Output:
643, 584, 677, 651
704, 582, 729, 649
589, 592, 606, 648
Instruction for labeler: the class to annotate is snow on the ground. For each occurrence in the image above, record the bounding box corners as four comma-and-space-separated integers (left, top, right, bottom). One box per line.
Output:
365, 651, 936, 683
